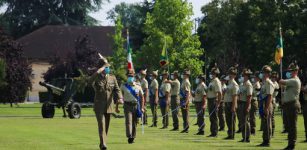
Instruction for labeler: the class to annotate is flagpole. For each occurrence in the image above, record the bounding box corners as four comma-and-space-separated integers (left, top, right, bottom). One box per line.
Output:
165, 37, 170, 78
279, 24, 283, 79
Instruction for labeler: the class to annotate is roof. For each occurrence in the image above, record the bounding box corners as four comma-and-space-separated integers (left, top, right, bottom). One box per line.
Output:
17, 25, 115, 60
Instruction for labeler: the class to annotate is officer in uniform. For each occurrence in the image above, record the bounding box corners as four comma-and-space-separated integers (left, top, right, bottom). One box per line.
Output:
89, 61, 122, 150
149, 70, 159, 127
238, 69, 253, 142
121, 69, 144, 144
219, 75, 227, 131
159, 70, 171, 129
180, 69, 192, 133
140, 69, 149, 125
193, 74, 207, 135
169, 71, 180, 131
224, 67, 239, 140
279, 63, 301, 150
302, 81, 307, 142
207, 67, 222, 137
257, 65, 274, 147
271, 71, 280, 137
250, 71, 261, 135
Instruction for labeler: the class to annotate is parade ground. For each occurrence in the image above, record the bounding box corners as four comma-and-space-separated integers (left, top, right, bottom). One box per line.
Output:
0, 103, 306, 150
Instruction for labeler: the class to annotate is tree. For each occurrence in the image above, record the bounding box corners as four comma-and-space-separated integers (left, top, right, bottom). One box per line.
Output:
198, 0, 307, 73
198, 0, 244, 73
43, 35, 100, 82
0, 26, 32, 106
0, 0, 109, 38
107, 1, 154, 52
109, 16, 127, 84
139, 0, 204, 78
0, 58, 6, 88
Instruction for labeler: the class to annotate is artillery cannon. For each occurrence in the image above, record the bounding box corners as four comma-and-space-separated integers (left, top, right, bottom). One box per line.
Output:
39, 78, 91, 119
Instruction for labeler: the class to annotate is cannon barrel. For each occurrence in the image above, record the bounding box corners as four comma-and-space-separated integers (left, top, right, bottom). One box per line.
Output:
39, 81, 65, 92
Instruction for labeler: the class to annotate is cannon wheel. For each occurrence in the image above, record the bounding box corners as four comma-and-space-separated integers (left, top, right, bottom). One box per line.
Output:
41, 102, 55, 118
67, 102, 81, 119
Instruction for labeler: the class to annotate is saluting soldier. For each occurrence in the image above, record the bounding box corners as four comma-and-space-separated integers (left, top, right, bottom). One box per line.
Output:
250, 71, 261, 135
121, 69, 144, 144
140, 69, 149, 125
180, 69, 192, 133
271, 71, 280, 137
89, 59, 122, 150
224, 67, 239, 140
218, 75, 227, 131
159, 70, 171, 129
257, 65, 274, 147
302, 81, 307, 142
169, 71, 181, 131
279, 63, 301, 150
238, 69, 253, 143
193, 75, 207, 135
207, 67, 222, 137
149, 70, 159, 127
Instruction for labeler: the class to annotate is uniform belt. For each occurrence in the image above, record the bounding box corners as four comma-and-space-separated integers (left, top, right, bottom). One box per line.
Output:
124, 101, 137, 105
207, 97, 217, 101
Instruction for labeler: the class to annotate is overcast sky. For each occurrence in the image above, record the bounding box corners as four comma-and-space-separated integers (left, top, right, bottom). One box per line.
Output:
0, 0, 211, 26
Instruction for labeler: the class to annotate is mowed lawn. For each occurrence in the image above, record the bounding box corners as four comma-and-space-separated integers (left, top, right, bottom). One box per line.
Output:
0, 103, 306, 150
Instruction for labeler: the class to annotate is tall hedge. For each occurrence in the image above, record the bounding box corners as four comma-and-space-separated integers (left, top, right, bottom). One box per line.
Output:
0, 27, 32, 105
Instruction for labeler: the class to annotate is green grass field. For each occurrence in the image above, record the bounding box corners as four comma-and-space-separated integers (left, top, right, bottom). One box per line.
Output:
0, 103, 306, 150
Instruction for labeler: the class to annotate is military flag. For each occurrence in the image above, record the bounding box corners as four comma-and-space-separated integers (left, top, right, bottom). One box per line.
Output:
127, 30, 134, 70
159, 39, 168, 67
275, 26, 283, 65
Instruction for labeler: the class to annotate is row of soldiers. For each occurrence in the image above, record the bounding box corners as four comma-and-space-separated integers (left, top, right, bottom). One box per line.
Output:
90, 57, 305, 150
133, 63, 304, 150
